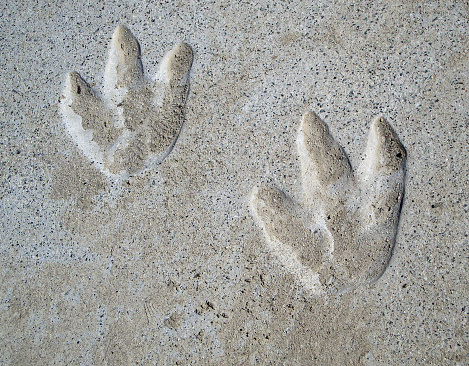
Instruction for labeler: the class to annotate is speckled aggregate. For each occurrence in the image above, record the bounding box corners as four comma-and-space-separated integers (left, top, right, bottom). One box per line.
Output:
0, 1, 467, 364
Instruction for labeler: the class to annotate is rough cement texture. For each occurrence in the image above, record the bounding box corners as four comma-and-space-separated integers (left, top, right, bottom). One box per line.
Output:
0, 1, 468, 365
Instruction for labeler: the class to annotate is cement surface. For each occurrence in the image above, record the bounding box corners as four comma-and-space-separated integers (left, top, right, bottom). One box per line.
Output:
0, 1, 468, 364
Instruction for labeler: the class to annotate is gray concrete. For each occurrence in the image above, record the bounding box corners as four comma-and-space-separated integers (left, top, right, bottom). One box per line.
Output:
0, 1, 467, 364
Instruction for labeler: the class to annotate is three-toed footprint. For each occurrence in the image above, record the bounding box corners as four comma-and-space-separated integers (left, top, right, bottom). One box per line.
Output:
251, 111, 406, 294
60, 25, 193, 177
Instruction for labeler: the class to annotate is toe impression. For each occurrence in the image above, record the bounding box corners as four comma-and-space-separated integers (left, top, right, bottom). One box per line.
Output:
297, 111, 354, 202
110, 25, 144, 89
251, 186, 327, 272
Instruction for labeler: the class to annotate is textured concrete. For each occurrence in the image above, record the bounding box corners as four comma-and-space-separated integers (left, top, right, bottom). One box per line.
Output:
0, 1, 468, 364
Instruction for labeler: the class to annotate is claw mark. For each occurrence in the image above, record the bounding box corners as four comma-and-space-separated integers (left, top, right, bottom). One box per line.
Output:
251, 112, 406, 294
60, 25, 193, 178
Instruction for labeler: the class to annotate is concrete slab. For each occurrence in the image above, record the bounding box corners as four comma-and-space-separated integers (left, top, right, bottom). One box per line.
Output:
0, 1, 467, 364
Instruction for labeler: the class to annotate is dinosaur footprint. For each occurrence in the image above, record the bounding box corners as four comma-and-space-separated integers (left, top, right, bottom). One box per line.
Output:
60, 25, 193, 177
251, 111, 406, 294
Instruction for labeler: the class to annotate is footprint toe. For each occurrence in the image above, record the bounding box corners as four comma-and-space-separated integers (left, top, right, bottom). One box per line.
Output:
372, 116, 406, 175
297, 111, 354, 198
163, 42, 193, 82
109, 24, 144, 89
252, 186, 326, 271
66, 72, 95, 99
